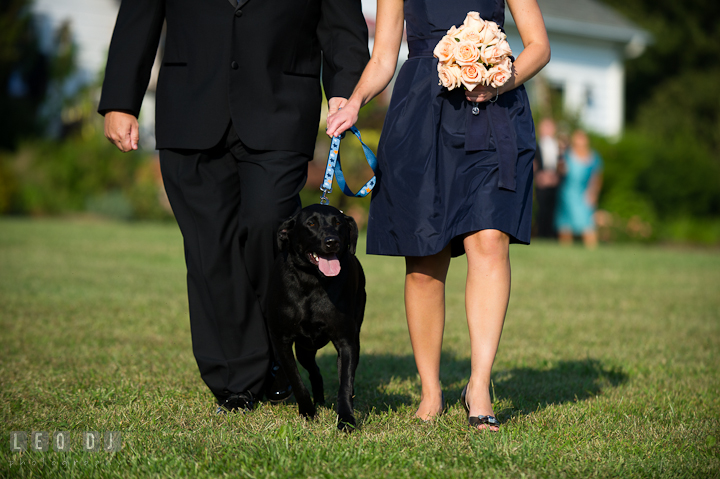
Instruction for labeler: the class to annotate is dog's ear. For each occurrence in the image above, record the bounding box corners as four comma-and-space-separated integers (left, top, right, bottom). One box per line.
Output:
344, 214, 359, 255
277, 217, 296, 252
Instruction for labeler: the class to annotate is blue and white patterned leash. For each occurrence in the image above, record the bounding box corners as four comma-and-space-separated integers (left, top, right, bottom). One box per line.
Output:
320, 125, 378, 205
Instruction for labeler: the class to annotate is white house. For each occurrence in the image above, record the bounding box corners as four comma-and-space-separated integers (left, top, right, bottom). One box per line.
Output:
31, 0, 119, 86
31, 0, 649, 142
30, 0, 159, 147
504, 0, 650, 137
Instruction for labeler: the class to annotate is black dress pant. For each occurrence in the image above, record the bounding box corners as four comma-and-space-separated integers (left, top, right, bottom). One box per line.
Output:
159, 124, 309, 401
536, 186, 558, 238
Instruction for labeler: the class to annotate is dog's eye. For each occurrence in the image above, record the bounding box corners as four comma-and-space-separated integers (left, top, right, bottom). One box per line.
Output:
307, 220, 316, 227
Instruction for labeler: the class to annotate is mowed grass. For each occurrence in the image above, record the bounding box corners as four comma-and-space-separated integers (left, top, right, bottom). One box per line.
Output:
1, 217, 719, 478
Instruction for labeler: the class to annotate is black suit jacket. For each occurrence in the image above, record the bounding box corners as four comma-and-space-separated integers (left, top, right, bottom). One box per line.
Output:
98, 0, 369, 156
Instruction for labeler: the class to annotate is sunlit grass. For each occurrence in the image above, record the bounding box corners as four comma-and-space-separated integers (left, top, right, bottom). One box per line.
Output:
1, 218, 718, 477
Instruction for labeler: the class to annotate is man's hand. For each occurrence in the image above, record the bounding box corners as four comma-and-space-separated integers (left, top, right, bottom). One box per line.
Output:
326, 97, 360, 138
104, 111, 140, 152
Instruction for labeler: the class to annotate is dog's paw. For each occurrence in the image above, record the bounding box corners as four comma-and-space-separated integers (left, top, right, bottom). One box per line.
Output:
298, 404, 317, 420
337, 415, 357, 432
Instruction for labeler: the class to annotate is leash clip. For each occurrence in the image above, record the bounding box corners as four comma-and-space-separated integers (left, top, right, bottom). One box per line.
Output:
320, 188, 330, 205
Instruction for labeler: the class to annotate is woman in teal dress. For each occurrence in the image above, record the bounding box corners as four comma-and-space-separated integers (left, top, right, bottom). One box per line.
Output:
327, 0, 550, 430
555, 129, 604, 249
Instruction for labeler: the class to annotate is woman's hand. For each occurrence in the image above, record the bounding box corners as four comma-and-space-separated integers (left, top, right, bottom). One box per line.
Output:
586, 171, 603, 208
326, 99, 360, 138
464, 84, 499, 103
585, 191, 598, 208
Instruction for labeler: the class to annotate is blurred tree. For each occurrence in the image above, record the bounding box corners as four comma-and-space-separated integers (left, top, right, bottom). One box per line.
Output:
591, 0, 720, 235
601, 0, 720, 152
0, 0, 48, 150
0, 0, 77, 150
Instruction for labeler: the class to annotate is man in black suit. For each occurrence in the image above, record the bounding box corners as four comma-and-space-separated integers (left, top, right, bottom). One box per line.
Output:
99, 0, 369, 412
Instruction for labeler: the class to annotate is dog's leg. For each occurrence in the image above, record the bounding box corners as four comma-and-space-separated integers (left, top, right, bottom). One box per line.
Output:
356, 280, 367, 332
333, 336, 360, 431
295, 345, 325, 406
274, 340, 316, 419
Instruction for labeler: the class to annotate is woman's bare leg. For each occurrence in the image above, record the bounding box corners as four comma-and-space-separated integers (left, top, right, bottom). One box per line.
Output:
405, 245, 452, 420
582, 230, 598, 250
558, 229, 573, 246
463, 229, 511, 431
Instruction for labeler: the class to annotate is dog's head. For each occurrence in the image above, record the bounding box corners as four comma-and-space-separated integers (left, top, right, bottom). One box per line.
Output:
277, 204, 359, 277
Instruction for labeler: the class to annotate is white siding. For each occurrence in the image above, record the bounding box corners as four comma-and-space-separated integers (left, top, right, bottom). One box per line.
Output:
505, 27, 626, 137
32, 0, 161, 148
33, 0, 119, 84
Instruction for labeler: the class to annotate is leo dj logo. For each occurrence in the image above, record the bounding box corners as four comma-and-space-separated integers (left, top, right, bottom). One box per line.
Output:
10, 432, 121, 453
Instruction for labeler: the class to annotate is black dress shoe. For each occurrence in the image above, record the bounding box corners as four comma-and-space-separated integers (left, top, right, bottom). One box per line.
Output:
216, 391, 255, 414
265, 362, 293, 403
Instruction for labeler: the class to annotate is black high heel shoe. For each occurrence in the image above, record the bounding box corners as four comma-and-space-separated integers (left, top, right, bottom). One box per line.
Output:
460, 383, 500, 431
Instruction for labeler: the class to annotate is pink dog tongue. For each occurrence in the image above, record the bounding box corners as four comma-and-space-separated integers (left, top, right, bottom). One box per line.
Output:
318, 254, 341, 277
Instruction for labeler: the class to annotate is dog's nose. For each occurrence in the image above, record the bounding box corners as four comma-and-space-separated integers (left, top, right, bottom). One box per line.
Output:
324, 236, 339, 250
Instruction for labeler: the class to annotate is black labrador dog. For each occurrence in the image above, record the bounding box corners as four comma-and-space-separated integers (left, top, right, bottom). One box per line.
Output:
266, 204, 366, 431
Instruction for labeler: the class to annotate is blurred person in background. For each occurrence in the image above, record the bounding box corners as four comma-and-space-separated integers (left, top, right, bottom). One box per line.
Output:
533, 117, 562, 238
555, 128, 603, 249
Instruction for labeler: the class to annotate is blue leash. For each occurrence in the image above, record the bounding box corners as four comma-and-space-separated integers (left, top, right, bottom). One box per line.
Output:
320, 126, 378, 205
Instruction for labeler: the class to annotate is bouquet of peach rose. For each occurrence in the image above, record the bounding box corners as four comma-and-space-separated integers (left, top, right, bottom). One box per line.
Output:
433, 11, 513, 92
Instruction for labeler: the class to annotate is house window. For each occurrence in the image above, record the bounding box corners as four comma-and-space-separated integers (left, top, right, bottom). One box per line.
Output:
585, 86, 594, 108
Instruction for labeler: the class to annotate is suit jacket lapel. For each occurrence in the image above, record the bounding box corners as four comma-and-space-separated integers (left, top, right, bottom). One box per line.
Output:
229, 0, 252, 10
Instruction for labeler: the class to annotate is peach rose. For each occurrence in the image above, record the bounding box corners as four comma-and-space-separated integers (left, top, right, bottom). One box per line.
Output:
479, 21, 501, 45
488, 57, 513, 88
495, 38, 512, 57
460, 63, 487, 91
481, 63, 495, 83
462, 11, 486, 32
481, 39, 512, 65
446, 25, 464, 39
480, 44, 496, 65
433, 36, 457, 63
459, 27, 483, 45
454, 41, 481, 66
437, 62, 462, 90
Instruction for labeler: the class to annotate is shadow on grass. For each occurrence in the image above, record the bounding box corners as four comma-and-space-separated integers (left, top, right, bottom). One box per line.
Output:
313, 353, 628, 420
491, 358, 629, 418
313, 352, 418, 414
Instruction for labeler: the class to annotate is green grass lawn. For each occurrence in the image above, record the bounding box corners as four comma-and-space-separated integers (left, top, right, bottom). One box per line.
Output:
1, 218, 719, 478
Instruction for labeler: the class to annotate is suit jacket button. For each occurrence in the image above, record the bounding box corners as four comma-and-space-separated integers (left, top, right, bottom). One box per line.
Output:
235, 9, 242, 17
231, 61, 239, 70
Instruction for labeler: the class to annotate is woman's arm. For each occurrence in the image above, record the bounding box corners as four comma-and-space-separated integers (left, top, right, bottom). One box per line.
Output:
587, 170, 603, 207
326, 0, 405, 137
466, 0, 550, 102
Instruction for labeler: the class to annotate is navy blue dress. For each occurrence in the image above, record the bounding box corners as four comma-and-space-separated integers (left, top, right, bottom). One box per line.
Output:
366, 0, 536, 257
